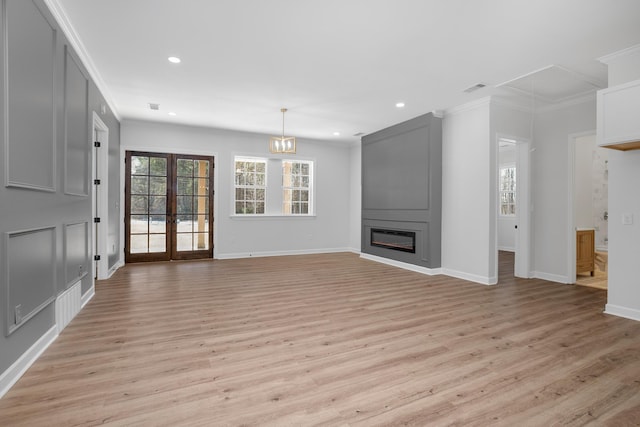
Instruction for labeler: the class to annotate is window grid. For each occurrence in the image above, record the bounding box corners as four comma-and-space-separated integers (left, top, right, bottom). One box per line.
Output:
282, 160, 311, 215
234, 159, 266, 214
499, 166, 516, 216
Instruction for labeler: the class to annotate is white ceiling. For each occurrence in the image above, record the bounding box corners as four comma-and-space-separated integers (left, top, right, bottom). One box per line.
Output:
51, 0, 640, 143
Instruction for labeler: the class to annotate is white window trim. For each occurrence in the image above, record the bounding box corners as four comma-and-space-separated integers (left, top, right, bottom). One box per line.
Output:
233, 156, 267, 215
281, 158, 314, 216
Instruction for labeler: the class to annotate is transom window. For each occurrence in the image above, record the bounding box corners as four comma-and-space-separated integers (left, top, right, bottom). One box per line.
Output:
234, 158, 266, 214
499, 166, 516, 216
282, 160, 312, 215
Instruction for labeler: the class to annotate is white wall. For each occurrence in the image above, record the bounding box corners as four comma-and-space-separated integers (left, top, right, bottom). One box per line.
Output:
442, 99, 493, 284
532, 99, 596, 283
601, 45, 640, 320
121, 120, 353, 259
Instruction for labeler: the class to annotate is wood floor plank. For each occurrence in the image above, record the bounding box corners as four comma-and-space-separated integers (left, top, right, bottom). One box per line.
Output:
1, 251, 640, 426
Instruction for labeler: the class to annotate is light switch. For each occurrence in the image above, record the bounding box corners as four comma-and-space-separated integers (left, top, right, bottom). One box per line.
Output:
622, 212, 634, 225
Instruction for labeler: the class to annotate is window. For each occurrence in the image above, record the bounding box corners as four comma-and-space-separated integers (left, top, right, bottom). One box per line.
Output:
234, 158, 266, 214
499, 166, 516, 216
282, 160, 312, 215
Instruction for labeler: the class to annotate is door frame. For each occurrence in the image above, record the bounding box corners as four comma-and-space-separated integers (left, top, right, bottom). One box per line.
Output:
120, 150, 218, 262
494, 134, 532, 280
567, 130, 597, 284
92, 112, 109, 279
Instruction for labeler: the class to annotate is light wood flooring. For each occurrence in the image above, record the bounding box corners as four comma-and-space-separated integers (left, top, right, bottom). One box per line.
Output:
1, 252, 640, 426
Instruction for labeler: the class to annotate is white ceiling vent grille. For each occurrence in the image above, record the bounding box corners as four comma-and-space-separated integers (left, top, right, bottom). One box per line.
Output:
149, 103, 160, 110
463, 83, 487, 93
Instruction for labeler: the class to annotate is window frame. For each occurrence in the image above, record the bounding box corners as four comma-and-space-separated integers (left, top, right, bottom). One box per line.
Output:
233, 156, 267, 215
281, 159, 314, 216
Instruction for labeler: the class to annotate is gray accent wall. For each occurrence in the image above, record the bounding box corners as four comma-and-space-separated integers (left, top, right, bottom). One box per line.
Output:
0, 0, 120, 375
361, 113, 442, 268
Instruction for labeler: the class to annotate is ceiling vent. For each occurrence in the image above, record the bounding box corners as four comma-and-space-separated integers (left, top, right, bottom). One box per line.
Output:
463, 83, 487, 93
149, 103, 160, 110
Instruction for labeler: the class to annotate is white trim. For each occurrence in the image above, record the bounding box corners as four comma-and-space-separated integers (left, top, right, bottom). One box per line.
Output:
567, 130, 597, 285
532, 271, 571, 284
107, 260, 124, 279
81, 285, 95, 308
360, 253, 443, 276
604, 304, 640, 322
498, 246, 515, 252
43, 0, 120, 120
93, 112, 109, 280
217, 247, 352, 260
598, 43, 640, 65
0, 326, 58, 399
441, 268, 496, 286
444, 97, 491, 116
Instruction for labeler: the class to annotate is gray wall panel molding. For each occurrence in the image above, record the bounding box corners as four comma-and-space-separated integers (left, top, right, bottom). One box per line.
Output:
362, 112, 442, 268
4, 226, 56, 336
4, 0, 57, 192
63, 44, 89, 196
63, 221, 88, 289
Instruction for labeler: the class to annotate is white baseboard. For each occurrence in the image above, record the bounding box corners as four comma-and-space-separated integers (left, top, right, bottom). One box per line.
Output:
216, 247, 353, 260
360, 253, 443, 276
442, 268, 497, 285
604, 304, 640, 322
533, 271, 571, 284
107, 260, 124, 279
81, 285, 95, 308
0, 326, 58, 399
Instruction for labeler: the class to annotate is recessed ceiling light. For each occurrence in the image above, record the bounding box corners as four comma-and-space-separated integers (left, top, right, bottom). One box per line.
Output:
168, 56, 181, 64
396, 102, 405, 108
168, 112, 177, 116
333, 132, 340, 136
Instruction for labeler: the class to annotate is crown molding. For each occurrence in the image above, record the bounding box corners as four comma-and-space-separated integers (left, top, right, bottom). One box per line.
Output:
43, 0, 121, 121
443, 96, 492, 117
598, 44, 640, 65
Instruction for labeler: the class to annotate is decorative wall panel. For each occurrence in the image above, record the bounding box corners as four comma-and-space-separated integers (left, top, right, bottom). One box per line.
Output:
5, 227, 56, 335
5, 0, 56, 191
64, 221, 89, 288
64, 46, 89, 196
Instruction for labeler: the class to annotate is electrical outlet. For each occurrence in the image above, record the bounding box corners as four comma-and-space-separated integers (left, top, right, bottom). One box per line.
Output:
15, 304, 22, 324
79, 264, 84, 276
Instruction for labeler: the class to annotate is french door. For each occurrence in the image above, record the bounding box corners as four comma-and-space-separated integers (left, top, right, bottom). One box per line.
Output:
125, 151, 214, 263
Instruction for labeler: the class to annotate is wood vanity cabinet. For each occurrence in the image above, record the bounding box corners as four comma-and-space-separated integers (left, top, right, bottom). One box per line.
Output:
576, 229, 595, 276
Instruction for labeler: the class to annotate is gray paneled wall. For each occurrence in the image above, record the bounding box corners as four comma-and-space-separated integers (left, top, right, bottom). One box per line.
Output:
361, 113, 442, 268
0, 0, 120, 376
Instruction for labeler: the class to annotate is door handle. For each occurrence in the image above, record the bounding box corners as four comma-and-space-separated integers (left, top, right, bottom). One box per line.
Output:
515, 225, 518, 229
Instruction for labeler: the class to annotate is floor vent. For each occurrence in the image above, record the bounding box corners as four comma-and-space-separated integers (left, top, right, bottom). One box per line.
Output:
55, 281, 82, 333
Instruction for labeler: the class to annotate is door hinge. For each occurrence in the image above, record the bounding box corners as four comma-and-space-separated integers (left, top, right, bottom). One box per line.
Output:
94, 217, 101, 223
94, 255, 101, 261
94, 179, 101, 185
94, 141, 101, 148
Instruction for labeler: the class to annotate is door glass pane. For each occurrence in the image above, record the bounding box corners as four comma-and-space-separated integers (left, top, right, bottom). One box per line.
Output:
149, 217, 166, 233
177, 196, 193, 214
131, 156, 149, 175
177, 159, 194, 176
149, 177, 167, 195
177, 233, 192, 251
194, 215, 209, 233
130, 215, 148, 233
149, 196, 166, 215
195, 197, 209, 214
150, 157, 167, 176
194, 233, 209, 250
130, 234, 148, 253
149, 234, 166, 253
131, 176, 148, 194
177, 177, 193, 195
177, 214, 193, 232
131, 196, 148, 214
195, 160, 209, 177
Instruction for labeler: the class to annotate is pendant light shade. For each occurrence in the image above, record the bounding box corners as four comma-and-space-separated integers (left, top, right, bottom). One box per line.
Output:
269, 108, 296, 154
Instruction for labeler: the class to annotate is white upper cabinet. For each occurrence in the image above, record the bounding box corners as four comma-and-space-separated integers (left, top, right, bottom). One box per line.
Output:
597, 79, 640, 151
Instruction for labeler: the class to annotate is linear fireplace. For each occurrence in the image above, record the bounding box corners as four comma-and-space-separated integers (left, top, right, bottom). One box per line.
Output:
371, 228, 416, 253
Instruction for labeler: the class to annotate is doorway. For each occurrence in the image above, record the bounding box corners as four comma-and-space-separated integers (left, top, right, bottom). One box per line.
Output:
125, 151, 214, 263
496, 136, 531, 280
569, 132, 608, 289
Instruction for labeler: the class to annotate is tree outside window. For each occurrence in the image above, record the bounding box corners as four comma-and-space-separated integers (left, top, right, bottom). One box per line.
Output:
500, 166, 516, 216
